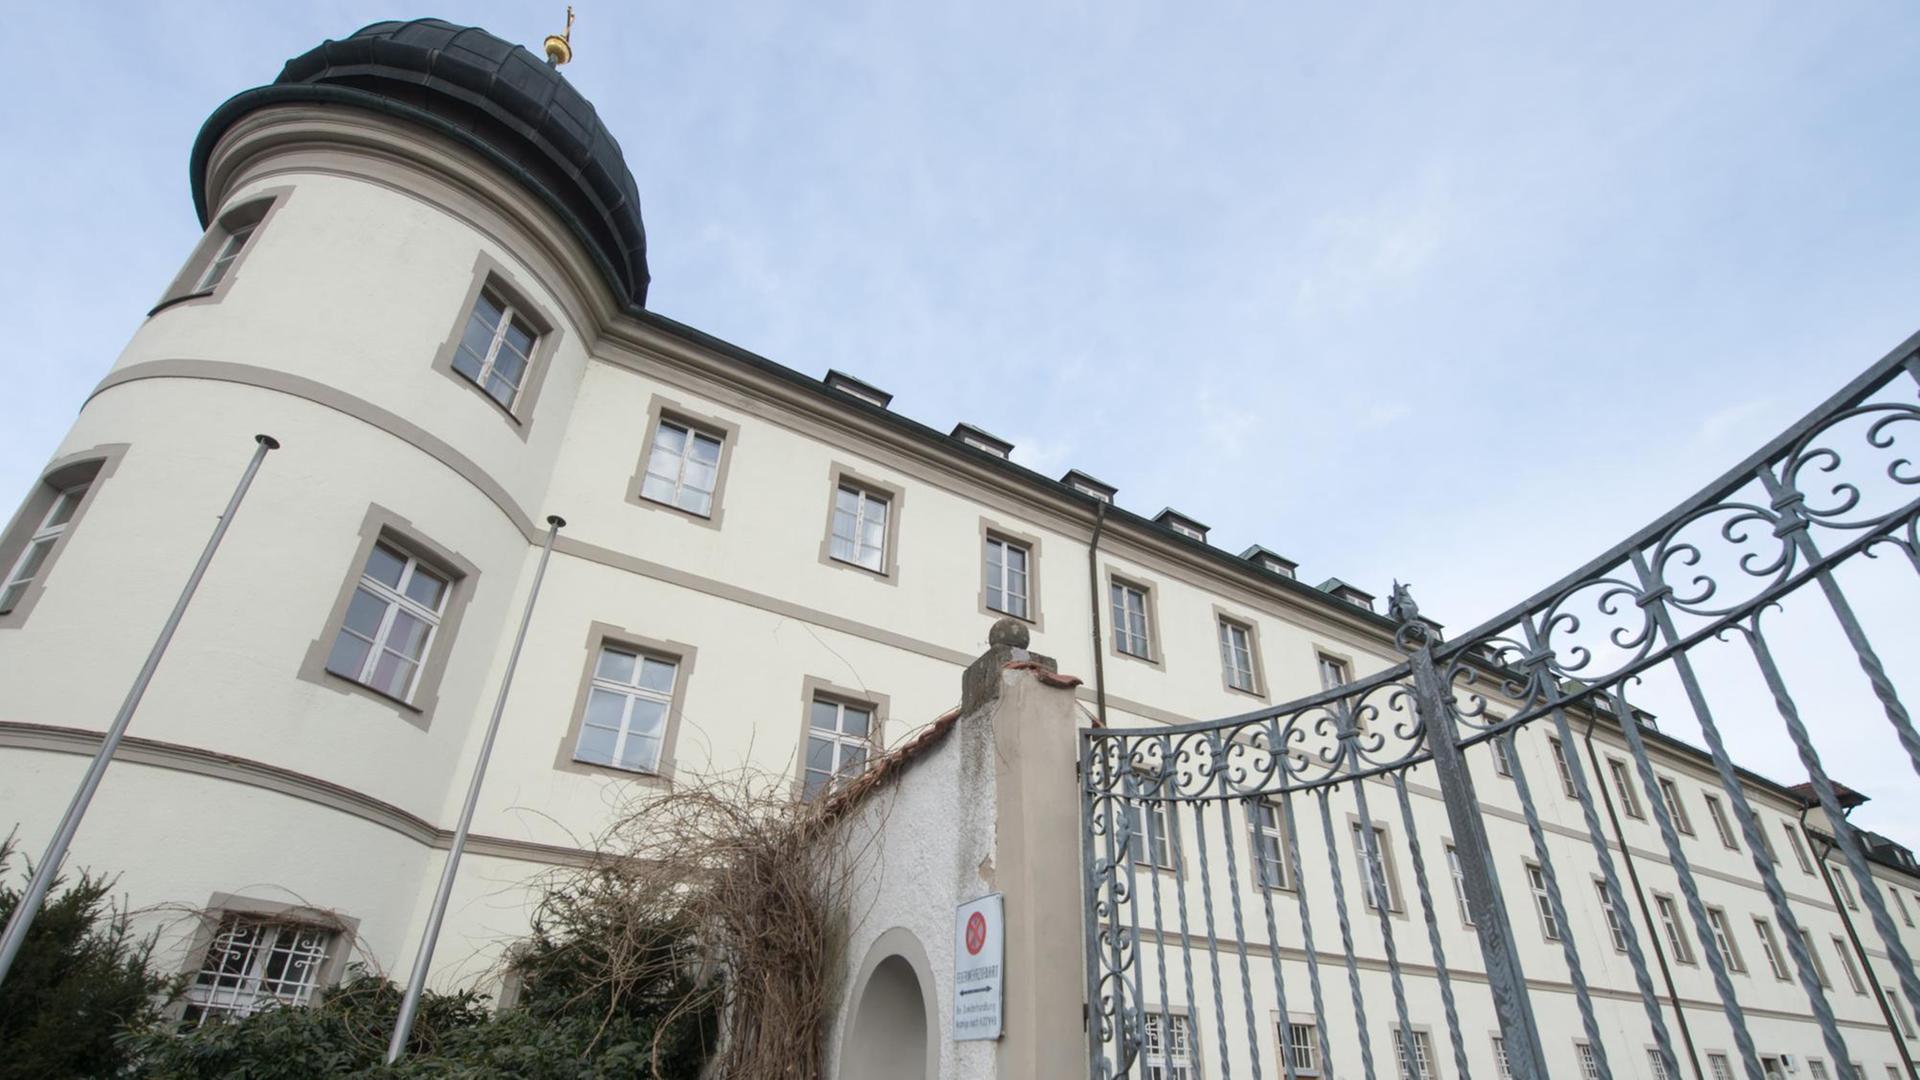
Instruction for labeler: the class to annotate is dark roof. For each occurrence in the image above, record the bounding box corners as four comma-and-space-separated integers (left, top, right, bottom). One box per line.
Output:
192, 18, 650, 307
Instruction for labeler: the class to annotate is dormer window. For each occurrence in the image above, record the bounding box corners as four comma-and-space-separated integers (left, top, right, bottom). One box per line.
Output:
1060, 470, 1117, 504
1155, 509, 1209, 544
1241, 545, 1298, 580
1318, 578, 1375, 612
952, 423, 1013, 459
824, 370, 893, 409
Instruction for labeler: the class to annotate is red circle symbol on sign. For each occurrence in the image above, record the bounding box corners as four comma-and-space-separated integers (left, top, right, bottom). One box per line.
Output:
965, 911, 987, 956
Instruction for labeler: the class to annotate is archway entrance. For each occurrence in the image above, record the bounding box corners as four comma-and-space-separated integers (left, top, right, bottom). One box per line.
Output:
843, 953, 929, 1080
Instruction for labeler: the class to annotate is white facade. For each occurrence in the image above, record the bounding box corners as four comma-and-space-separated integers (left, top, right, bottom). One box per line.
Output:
0, 22, 1915, 1078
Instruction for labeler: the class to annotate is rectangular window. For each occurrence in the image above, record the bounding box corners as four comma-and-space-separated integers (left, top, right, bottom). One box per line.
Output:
1596, 880, 1628, 952
1577, 1041, 1602, 1080
0, 483, 86, 614
1317, 653, 1350, 691
1350, 822, 1401, 913
196, 221, 258, 291
1889, 1066, 1903, 1080
1131, 798, 1176, 871
1655, 894, 1695, 964
451, 286, 539, 411
1650, 1049, 1674, 1080
1143, 1013, 1196, 1080
1446, 844, 1473, 926
1707, 907, 1744, 972
573, 645, 677, 774
180, 915, 334, 1027
1800, 928, 1831, 987
984, 535, 1032, 621
829, 483, 891, 573
1894, 888, 1915, 928
1704, 794, 1740, 850
1656, 777, 1694, 834
1250, 800, 1290, 890
1835, 935, 1866, 994
1526, 862, 1560, 941
1548, 737, 1578, 799
1785, 823, 1815, 873
1490, 734, 1513, 777
1493, 1036, 1513, 1080
1756, 820, 1780, 865
323, 541, 449, 704
1112, 580, 1154, 660
1890, 990, 1916, 1038
1809, 1062, 1831, 1080
1393, 1028, 1436, 1080
1282, 1021, 1321, 1077
1835, 871, 1860, 911
1607, 758, 1645, 819
803, 695, 874, 799
639, 420, 723, 517
1219, 618, 1258, 693
1709, 1053, 1735, 1080
1754, 916, 1790, 980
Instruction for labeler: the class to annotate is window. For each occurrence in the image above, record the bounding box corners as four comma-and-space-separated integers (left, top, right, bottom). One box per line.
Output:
1890, 989, 1916, 1038
449, 286, 539, 411
1281, 1021, 1321, 1077
1808, 1062, 1831, 1080
1835, 871, 1859, 911
1143, 1013, 1197, 1080
1704, 794, 1740, 850
1889, 1066, 1903, 1080
1607, 758, 1645, 819
1754, 917, 1790, 980
1650, 1048, 1675, 1080
1111, 579, 1154, 661
1250, 801, 1291, 889
984, 535, 1033, 621
1654, 895, 1695, 964
1576, 1041, 1602, 1080
323, 541, 449, 704
1490, 734, 1513, 777
0, 483, 85, 615
1218, 617, 1258, 694
1131, 798, 1176, 871
1596, 880, 1628, 952
197, 221, 257, 291
1492, 1036, 1513, 1080
1800, 928, 1831, 987
1656, 778, 1694, 834
1548, 736, 1578, 798
1350, 822, 1401, 912
1526, 862, 1560, 941
180, 915, 334, 1027
157, 191, 285, 310
573, 645, 677, 774
1894, 888, 1914, 928
1756, 821, 1780, 865
802, 693, 876, 799
1317, 653, 1350, 691
1393, 1028, 1436, 1080
1707, 907, 1744, 972
1834, 936, 1866, 994
1784, 823, 1815, 873
1446, 844, 1473, 926
829, 482, 891, 573
638, 419, 723, 517
1709, 1053, 1735, 1080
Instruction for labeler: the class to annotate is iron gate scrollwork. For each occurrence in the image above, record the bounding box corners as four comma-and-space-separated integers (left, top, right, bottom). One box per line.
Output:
1083, 337, 1920, 1079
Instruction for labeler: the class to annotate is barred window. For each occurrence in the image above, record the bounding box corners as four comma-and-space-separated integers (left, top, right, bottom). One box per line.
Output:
1143, 1012, 1197, 1080
1650, 1048, 1675, 1080
1576, 1041, 1602, 1080
1492, 1037, 1513, 1079
1393, 1028, 1436, 1080
1282, 1021, 1321, 1077
1708, 1053, 1735, 1080
181, 916, 333, 1027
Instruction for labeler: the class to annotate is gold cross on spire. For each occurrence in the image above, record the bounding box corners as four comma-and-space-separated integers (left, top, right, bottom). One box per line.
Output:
544, 6, 576, 67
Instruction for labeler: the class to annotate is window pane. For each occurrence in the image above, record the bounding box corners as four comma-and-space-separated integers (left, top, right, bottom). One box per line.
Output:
574, 722, 616, 764
584, 687, 627, 730
841, 743, 867, 770
503, 318, 535, 356
806, 735, 835, 773
9, 537, 54, 584
841, 705, 871, 738
639, 472, 678, 505
340, 587, 387, 638
810, 700, 840, 731
404, 566, 448, 610
678, 487, 713, 516
835, 486, 859, 514
628, 698, 668, 737
370, 651, 418, 698
386, 610, 431, 660
324, 631, 372, 680
491, 345, 528, 386
639, 657, 677, 693
45, 488, 84, 528
621, 733, 663, 772
365, 544, 407, 589
485, 373, 517, 407
458, 319, 495, 361
689, 432, 722, 465
472, 293, 505, 330
596, 647, 637, 685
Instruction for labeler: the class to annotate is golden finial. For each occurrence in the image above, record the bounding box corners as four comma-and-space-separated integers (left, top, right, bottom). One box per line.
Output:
544, 6, 575, 67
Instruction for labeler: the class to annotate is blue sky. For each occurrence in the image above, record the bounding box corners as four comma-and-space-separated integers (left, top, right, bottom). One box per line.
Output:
2, 4, 1916, 835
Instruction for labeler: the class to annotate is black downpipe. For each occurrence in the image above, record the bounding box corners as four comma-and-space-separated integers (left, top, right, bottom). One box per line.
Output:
1583, 715, 1706, 1080
1087, 500, 1109, 727
1800, 805, 1918, 1079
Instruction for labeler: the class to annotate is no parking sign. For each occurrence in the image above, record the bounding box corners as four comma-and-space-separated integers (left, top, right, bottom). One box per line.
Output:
954, 893, 1003, 1040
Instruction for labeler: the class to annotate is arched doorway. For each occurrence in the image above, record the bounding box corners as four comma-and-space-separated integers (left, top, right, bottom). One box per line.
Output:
842, 929, 937, 1080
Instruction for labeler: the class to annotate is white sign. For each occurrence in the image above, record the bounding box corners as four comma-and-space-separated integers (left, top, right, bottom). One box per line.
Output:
953, 893, 1004, 1040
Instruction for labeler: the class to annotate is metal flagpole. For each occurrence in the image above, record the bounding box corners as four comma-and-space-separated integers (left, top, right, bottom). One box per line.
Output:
387, 514, 565, 1063
0, 433, 279, 991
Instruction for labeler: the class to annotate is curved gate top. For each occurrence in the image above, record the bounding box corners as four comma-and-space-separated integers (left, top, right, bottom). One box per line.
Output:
1083, 337, 1920, 1080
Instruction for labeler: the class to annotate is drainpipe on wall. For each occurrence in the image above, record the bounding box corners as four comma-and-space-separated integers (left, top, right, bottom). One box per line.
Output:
1798, 803, 1918, 1079
1583, 714, 1707, 1080
1085, 499, 1109, 728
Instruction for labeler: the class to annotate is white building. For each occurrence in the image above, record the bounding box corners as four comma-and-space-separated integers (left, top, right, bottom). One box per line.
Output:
1, 18, 1915, 1078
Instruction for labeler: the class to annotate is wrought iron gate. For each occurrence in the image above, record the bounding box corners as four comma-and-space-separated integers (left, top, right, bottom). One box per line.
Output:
1083, 336, 1920, 1079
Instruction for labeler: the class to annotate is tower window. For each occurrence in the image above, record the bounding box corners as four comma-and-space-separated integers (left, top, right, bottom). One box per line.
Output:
155, 191, 286, 312
451, 286, 540, 411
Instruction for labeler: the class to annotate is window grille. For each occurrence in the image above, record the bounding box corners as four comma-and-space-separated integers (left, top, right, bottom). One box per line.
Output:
1143, 1013, 1197, 1080
180, 916, 332, 1027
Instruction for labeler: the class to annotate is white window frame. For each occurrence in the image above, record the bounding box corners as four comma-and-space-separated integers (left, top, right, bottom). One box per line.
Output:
1894, 888, 1915, 928
802, 694, 876, 799
1548, 736, 1578, 799
1576, 1041, 1603, 1080
1317, 652, 1350, 691
0, 484, 85, 614
1446, 843, 1473, 927
196, 221, 258, 291
1493, 1036, 1513, 1080
1250, 800, 1291, 890
1809, 1061, 1832, 1080
1350, 821, 1402, 913
1800, 928, 1832, 987
1709, 1053, 1736, 1080
1650, 1048, 1675, 1080
324, 542, 449, 705
1143, 1011, 1198, 1080
1219, 618, 1258, 693
450, 286, 539, 411
1785, 822, 1816, 874
1707, 907, 1744, 972
573, 644, 678, 774
1282, 1020, 1322, 1078
984, 534, 1032, 621
1655, 894, 1695, 964
1596, 879, 1628, 952
1754, 916, 1790, 980
1704, 793, 1740, 850
180, 915, 334, 1027
1607, 757, 1645, 819
1131, 796, 1177, 872
1526, 862, 1561, 941
1835, 870, 1859, 911
1834, 935, 1866, 994
1393, 1027, 1437, 1080
638, 419, 724, 518
1112, 580, 1153, 660
1490, 733, 1513, 777
1889, 989, 1916, 1038
1656, 777, 1694, 834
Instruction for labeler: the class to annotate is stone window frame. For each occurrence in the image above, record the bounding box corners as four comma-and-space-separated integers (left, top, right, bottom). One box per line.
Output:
977, 517, 1043, 629
1652, 891, 1698, 966
553, 620, 697, 783
817, 462, 905, 584
1213, 604, 1269, 700
297, 504, 480, 729
1124, 781, 1184, 878
626, 393, 740, 530
1104, 565, 1164, 668
1271, 1010, 1324, 1078
1522, 858, 1562, 942
1247, 796, 1295, 892
1139, 1004, 1203, 1079
170, 891, 360, 1023
792, 675, 890, 800
1704, 904, 1746, 973
428, 251, 563, 439
0, 443, 128, 630
1391, 1023, 1440, 1079
152, 186, 295, 315
1346, 813, 1410, 919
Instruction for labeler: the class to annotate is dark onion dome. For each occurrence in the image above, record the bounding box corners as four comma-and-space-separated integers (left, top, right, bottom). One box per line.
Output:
191, 18, 650, 307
